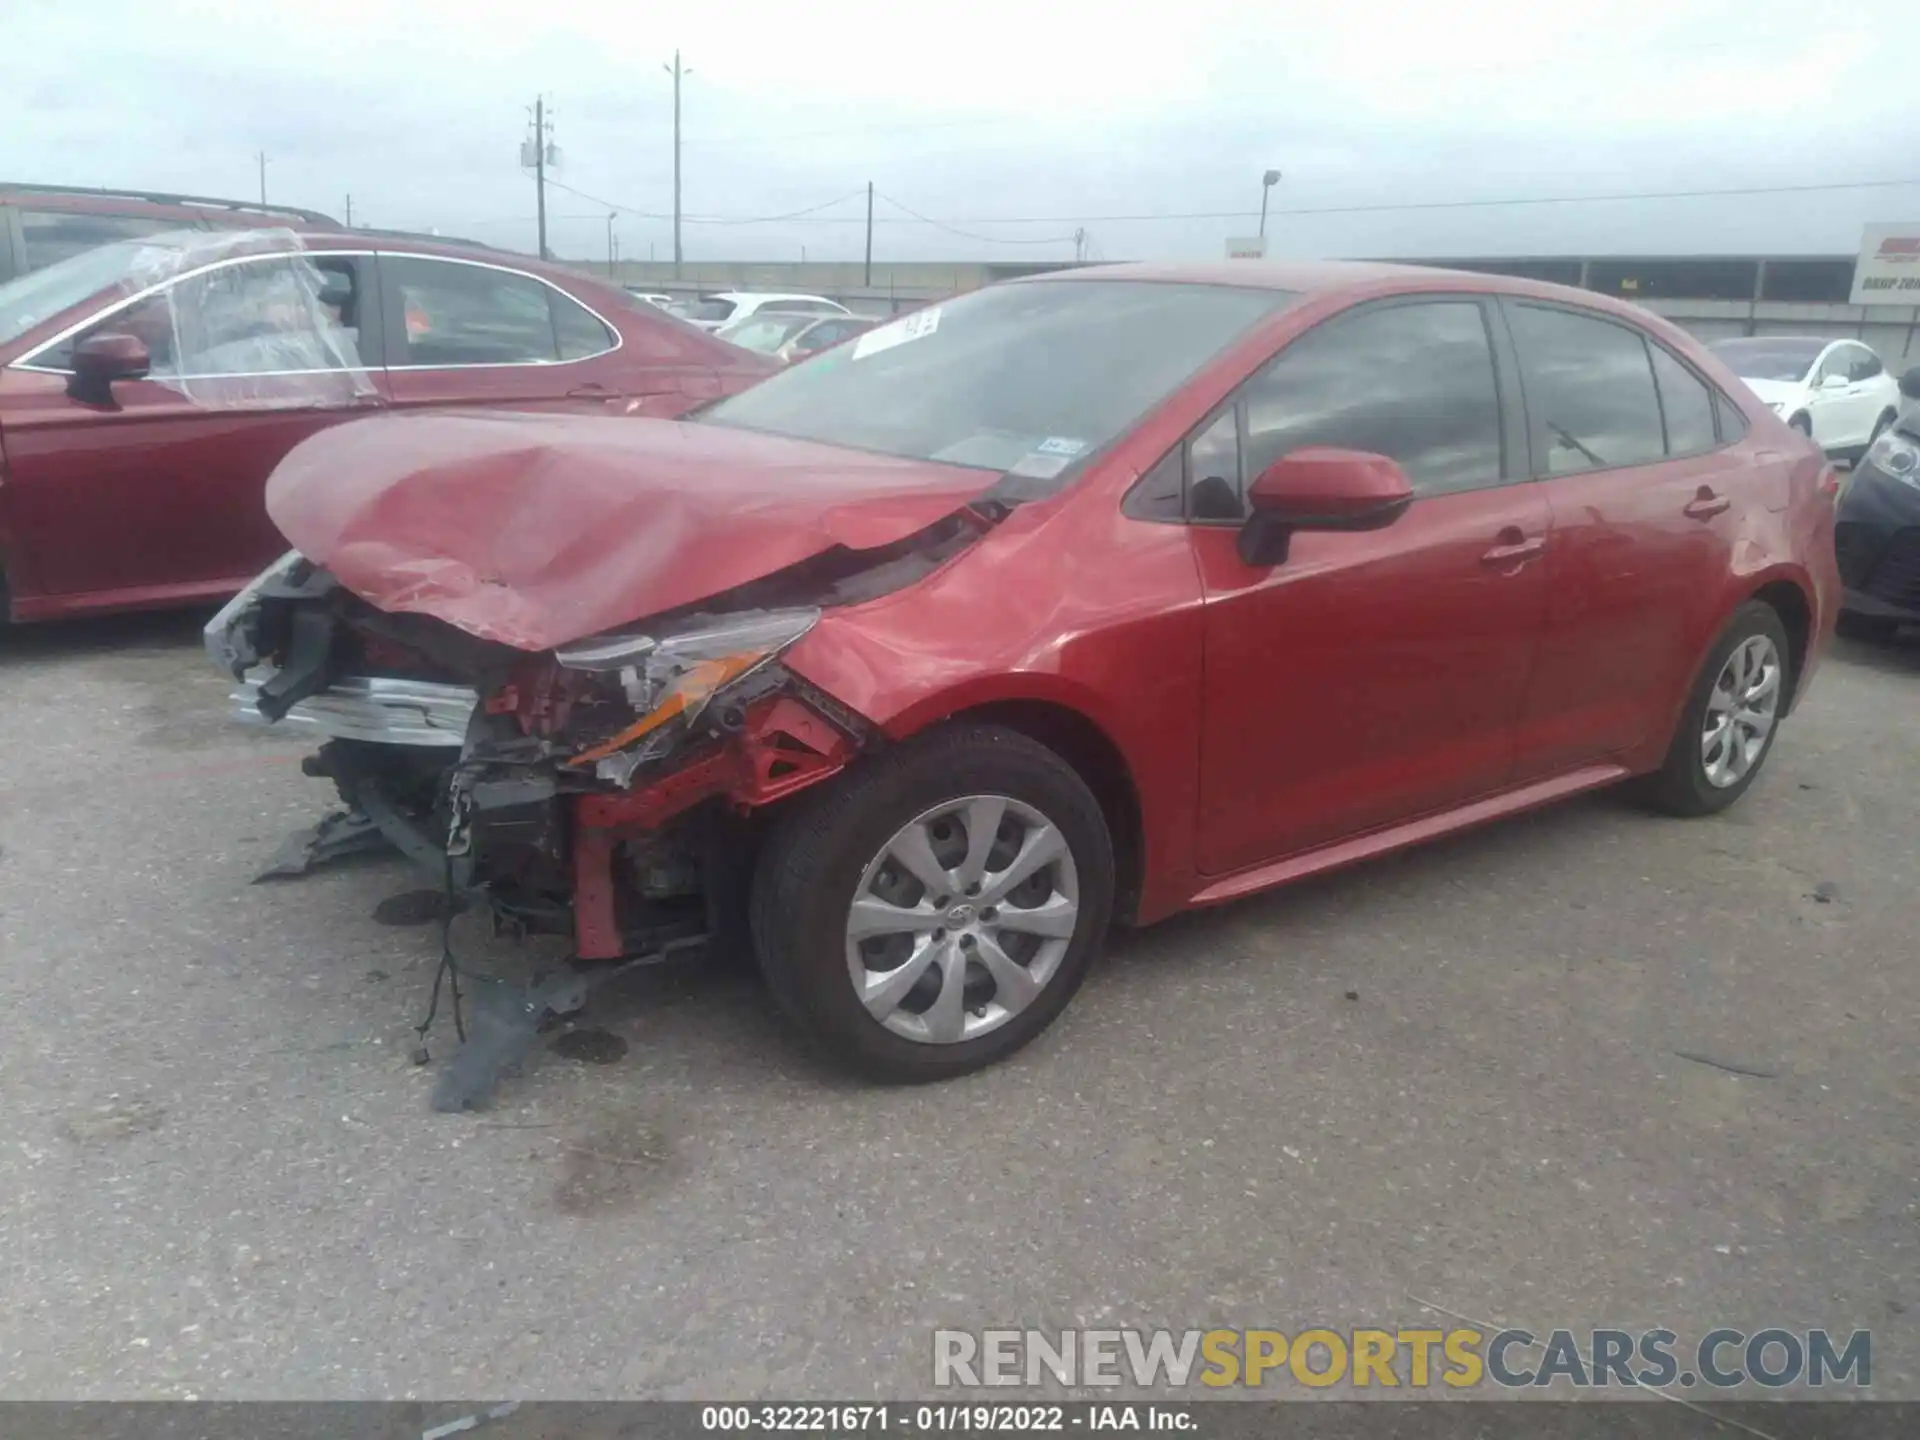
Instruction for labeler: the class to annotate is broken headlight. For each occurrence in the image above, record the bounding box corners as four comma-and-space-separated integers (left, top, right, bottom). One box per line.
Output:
554, 608, 821, 781
203, 548, 306, 678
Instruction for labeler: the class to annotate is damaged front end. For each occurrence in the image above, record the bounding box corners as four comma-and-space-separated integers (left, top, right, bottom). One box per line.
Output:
208, 512, 985, 1107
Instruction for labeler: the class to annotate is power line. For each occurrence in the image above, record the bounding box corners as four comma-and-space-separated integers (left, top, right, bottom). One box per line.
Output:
538, 174, 868, 226
876, 191, 1075, 246
483, 173, 1919, 239
867, 176, 1920, 228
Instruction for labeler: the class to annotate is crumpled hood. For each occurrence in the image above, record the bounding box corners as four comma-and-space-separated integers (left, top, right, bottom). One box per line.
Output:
1736, 377, 1806, 409
265, 411, 995, 651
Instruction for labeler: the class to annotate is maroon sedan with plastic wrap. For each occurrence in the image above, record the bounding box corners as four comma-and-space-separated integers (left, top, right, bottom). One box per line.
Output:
206, 262, 1839, 1109
0, 227, 772, 623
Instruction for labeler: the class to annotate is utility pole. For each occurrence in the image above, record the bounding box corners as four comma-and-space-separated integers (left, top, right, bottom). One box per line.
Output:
257, 152, 267, 205
662, 51, 689, 276
535, 97, 549, 261
344, 194, 353, 228
1074, 227, 1087, 263
607, 211, 618, 277
864, 181, 873, 287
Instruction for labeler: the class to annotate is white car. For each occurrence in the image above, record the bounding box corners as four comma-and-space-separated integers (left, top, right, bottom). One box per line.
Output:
621, 288, 680, 311
682, 291, 850, 332
1709, 335, 1903, 459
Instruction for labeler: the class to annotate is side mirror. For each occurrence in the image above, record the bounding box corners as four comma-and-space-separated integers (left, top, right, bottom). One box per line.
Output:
1238, 448, 1414, 567
1900, 366, 1920, 401
68, 332, 151, 405
1820, 372, 1850, 391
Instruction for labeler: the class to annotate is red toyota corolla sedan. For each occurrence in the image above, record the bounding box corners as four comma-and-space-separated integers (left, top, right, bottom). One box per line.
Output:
208, 261, 1840, 1091
0, 227, 772, 623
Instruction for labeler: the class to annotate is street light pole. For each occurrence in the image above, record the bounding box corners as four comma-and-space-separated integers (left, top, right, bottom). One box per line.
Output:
1258, 168, 1281, 241
607, 211, 618, 278
663, 51, 690, 278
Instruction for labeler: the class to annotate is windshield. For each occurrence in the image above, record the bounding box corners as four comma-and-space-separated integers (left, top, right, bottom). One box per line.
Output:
1709, 337, 1823, 382
0, 235, 188, 348
691, 296, 738, 323
702, 280, 1294, 481
718, 313, 817, 353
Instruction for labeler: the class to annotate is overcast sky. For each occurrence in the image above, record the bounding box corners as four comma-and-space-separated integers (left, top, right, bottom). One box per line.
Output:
5, 0, 1915, 266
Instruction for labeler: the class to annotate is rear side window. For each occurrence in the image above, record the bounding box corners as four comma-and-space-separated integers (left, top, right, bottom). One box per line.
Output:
19, 209, 180, 272
386, 256, 614, 366
1507, 304, 1665, 475
1648, 344, 1719, 456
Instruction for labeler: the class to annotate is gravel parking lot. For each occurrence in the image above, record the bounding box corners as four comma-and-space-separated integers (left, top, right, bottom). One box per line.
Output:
0, 612, 1915, 1401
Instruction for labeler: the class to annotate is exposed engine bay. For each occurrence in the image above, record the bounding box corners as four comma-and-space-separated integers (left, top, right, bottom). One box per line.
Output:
205, 514, 988, 1108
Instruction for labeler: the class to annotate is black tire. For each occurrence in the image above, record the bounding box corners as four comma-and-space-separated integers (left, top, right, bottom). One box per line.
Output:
1789, 413, 1812, 438
1635, 600, 1793, 817
1837, 610, 1899, 643
750, 723, 1114, 1082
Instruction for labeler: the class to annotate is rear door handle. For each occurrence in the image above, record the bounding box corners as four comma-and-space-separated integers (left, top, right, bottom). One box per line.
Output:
1481, 531, 1545, 567
1684, 488, 1731, 520
565, 383, 619, 403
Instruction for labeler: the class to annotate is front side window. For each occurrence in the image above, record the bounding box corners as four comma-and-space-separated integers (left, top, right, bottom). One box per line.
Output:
1815, 347, 1854, 384
36, 253, 364, 379
1236, 300, 1504, 504
690, 296, 738, 323
387, 257, 613, 366
1649, 343, 1719, 456
1507, 304, 1666, 475
1168, 298, 1505, 520
702, 280, 1295, 494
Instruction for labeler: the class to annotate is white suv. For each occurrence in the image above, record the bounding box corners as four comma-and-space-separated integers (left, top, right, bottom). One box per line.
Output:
684, 291, 849, 332
1709, 335, 1903, 460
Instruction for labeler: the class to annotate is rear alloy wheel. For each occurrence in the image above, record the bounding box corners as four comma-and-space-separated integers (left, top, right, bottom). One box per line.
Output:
751, 724, 1113, 1081
1637, 601, 1791, 816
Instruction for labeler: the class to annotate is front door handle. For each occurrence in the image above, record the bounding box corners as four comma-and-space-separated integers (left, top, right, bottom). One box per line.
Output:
1683, 487, 1731, 520
565, 383, 619, 403
1481, 530, 1545, 567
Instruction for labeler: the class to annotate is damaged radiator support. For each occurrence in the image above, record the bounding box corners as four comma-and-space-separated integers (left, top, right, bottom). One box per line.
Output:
424, 691, 860, 1111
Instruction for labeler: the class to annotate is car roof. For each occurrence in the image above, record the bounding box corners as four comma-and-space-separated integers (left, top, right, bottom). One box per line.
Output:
0, 182, 337, 227
711, 291, 841, 304
1026, 259, 1686, 327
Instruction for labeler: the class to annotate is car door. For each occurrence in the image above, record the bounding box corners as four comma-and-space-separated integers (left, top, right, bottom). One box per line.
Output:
1190, 295, 1549, 876
1807, 343, 1876, 450
378, 253, 630, 415
1503, 301, 1748, 778
1845, 344, 1895, 441
0, 249, 384, 609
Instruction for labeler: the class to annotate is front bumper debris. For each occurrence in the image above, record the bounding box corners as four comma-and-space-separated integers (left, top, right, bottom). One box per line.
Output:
229, 669, 477, 746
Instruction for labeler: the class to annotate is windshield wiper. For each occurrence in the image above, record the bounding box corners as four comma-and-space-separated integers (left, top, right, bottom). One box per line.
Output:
1549, 423, 1607, 470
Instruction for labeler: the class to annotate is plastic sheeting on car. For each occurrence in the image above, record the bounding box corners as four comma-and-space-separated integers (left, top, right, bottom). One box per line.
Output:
102, 228, 373, 409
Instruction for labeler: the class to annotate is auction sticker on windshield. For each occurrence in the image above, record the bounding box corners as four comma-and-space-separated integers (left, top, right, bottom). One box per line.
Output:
852, 305, 941, 360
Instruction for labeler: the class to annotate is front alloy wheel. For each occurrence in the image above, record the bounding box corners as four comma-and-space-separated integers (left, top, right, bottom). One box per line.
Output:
848, 796, 1079, 1045
752, 724, 1113, 1081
